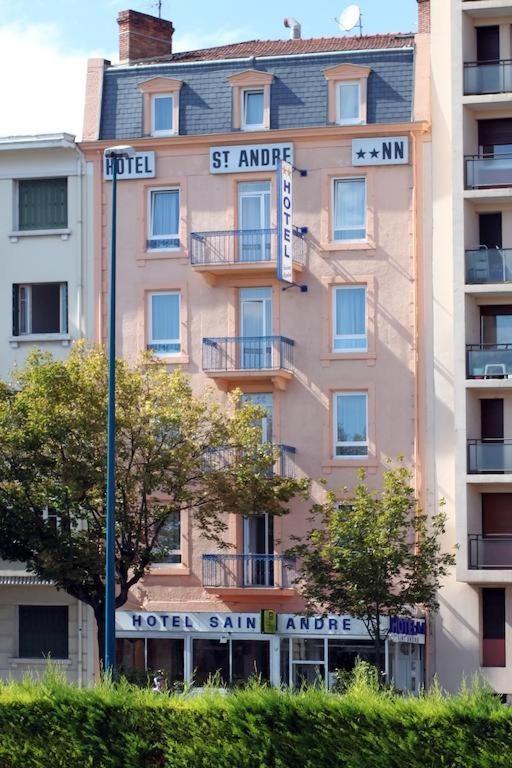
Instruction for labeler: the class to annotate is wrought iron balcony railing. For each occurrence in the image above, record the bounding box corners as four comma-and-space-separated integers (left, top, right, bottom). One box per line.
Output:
466, 247, 512, 283
190, 227, 306, 267
468, 439, 512, 473
203, 444, 296, 478
469, 534, 512, 569
466, 343, 512, 379
202, 553, 297, 589
202, 336, 294, 373
465, 153, 512, 189
464, 60, 512, 95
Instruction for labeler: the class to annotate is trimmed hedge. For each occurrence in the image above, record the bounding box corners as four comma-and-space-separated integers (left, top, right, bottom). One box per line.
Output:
1, 673, 512, 768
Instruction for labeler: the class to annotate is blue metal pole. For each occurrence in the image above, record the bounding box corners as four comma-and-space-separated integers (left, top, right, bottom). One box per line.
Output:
105, 157, 117, 674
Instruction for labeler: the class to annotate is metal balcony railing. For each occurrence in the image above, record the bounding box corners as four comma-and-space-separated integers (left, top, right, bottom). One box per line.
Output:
203, 444, 296, 478
468, 439, 512, 473
469, 534, 512, 569
466, 343, 512, 379
190, 227, 306, 267
202, 336, 294, 373
466, 247, 512, 283
465, 153, 512, 189
464, 60, 512, 95
202, 554, 297, 588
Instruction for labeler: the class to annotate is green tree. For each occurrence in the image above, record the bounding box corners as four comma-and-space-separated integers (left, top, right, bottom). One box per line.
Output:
0, 344, 308, 666
288, 462, 455, 676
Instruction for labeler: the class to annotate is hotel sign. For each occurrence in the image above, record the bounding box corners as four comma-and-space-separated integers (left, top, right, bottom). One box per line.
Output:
277, 159, 294, 284
352, 137, 409, 166
210, 143, 293, 174
103, 151, 155, 180
388, 617, 426, 645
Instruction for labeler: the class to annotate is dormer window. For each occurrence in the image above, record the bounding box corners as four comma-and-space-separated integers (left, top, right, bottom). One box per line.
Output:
228, 70, 274, 132
152, 94, 174, 136
337, 81, 361, 125
138, 77, 183, 138
242, 89, 264, 130
324, 63, 370, 127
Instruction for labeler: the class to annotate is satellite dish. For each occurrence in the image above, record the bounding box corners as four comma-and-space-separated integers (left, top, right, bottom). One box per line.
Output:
336, 4, 363, 35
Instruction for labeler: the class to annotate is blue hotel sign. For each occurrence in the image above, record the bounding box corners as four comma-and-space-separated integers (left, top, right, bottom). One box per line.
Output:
388, 616, 426, 644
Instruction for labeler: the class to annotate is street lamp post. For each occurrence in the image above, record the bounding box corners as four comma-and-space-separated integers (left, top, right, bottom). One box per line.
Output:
103, 145, 135, 674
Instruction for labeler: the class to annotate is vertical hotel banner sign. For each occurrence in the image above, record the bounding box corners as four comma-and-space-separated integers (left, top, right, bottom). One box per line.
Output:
278, 160, 293, 284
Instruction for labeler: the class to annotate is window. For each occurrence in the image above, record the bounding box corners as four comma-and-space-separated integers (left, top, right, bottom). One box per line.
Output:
337, 82, 361, 125
42, 506, 60, 531
156, 510, 182, 564
333, 178, 366, 241
242, 89, 264, 130
148, 189, 180, 250
333, 392, 368, 458
152, 94, 174, 136
333, 286, 367, 352
13, 282, 68, 336
19, 605, 68, 659
148, 292, 181, 356
482, 588, 506, 667
18, 178, 67, 231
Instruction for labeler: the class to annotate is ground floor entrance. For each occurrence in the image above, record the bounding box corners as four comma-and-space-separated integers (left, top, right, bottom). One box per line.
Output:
115, 611, 425, 692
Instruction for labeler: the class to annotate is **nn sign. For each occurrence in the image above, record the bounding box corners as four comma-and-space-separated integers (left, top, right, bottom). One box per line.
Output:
210, 143, 293, 174
352, 137, 409, 166
103, 152, 155, 180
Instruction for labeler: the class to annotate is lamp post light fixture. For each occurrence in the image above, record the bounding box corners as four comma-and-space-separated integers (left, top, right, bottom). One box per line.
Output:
103, 144, 135, 674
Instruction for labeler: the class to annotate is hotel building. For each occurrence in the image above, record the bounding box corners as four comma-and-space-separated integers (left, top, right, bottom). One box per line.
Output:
80, 5, 431, 690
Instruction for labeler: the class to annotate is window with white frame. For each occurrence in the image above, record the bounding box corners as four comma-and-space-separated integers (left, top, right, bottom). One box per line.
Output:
148, 188, 180, 250
148, 291, 181, 356
242, 89, 264, 130
332, 285, 367, 352
42, 506, 60, 531
13, 282, 68, 336
155, 510, 182, 564
151, 94, 174, 136
333, 391, 368, 458
333, 178, 366, 242
336, 81, 361, 125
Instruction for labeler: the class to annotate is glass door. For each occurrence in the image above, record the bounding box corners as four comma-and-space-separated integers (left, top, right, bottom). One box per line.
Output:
243, 514, 274, 586
238, 181, 271, 262
239, 287, 272, 369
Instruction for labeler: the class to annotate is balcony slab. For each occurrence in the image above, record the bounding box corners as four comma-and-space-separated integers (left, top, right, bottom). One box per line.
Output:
467, 473, 512, 483
462, 0, 512, 17
463, 93, 512, 111
192, 260, 303, 285
466, 378, 512, 389
206, 369, 294, 391
465, 284, 512, 295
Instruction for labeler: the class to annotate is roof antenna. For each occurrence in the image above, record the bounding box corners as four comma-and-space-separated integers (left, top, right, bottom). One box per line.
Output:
335, 4, 363, 37
150, 0, 164, 17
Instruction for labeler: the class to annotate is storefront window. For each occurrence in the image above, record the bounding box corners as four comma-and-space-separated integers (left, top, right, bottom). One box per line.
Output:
292, 638, 325, 661
193, 638, 230, 686
327, 639, 376, 688
116, 637, 184, 686
147, 638, 184, 683
232, 640, 270, 683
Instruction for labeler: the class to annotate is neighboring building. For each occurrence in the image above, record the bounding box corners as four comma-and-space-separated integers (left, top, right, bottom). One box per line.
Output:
0, 134, 96, 683
81, 5, 431, 690
429, 0, 512, 695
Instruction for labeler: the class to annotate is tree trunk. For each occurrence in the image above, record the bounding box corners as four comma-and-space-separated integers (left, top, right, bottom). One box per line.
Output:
94, 608, 106, 675
373, 636, 386, 683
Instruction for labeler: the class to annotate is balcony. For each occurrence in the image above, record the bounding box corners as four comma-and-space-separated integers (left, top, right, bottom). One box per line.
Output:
468, 439, 512, 473
463, 1, 512, 19
202, 554, 297, 590
466, 247, 512, 284
469, 534, 512, 568
202, 336, 294, 390
203, 444, 296, 478
465, 153, 512, 190
190, 228, 306, 283
466, 343, 512, 379
464, 60, 512, 96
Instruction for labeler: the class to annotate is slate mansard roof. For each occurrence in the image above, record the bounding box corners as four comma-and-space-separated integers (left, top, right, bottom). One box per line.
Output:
99, 34, 415, 140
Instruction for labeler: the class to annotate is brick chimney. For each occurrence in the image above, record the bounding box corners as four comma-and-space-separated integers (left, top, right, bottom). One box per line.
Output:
117, 10, 174, 63
416, 0, 430, 34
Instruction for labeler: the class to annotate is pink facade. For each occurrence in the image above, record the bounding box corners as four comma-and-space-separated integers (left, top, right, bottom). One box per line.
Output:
81, 8, 431, 689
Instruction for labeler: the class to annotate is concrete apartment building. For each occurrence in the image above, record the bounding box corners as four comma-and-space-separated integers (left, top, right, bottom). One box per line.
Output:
0, 134, 96, 683
430, 0, 512, 695
80, 4, 431, 690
